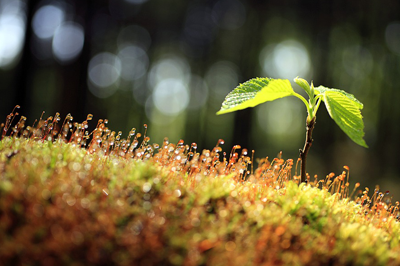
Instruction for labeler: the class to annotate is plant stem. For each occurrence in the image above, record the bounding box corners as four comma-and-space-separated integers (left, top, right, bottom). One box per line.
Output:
300, 116, 316, 183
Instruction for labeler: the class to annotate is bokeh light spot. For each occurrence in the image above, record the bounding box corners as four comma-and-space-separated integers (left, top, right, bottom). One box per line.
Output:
153, 78, 189, 116
385, 22, 400, 55
0, 12, 25, 68
118, 45, 149, 81
141, 55, 190, 111
88, 52, 121, 98
52, 22, 84, 63
148, 56, 190, 89
260, 40, 310, 79
32, 5, 65, 39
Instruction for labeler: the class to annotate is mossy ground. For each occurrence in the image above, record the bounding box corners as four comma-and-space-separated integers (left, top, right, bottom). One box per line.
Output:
1, 111, 400, 266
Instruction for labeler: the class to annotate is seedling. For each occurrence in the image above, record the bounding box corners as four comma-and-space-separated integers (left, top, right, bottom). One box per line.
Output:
217, 77, 368, 183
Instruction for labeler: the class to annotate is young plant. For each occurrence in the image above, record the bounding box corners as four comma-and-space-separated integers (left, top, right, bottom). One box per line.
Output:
217, 77, 368, 183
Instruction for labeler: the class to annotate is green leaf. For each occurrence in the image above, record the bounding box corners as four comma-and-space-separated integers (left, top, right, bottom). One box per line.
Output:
322, 90, 368, 148
315, 86, 363, 109
216, 78, 295, 115
294, 77, 312, 96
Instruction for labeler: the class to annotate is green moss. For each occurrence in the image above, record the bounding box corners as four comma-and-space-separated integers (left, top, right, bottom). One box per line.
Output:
0, 136, 399, 266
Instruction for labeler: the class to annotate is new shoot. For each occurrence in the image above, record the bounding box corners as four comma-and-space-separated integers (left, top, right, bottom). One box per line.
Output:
217, 77, 367, 183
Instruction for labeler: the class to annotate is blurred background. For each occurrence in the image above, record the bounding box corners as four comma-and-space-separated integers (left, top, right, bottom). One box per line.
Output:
1, 0, 400, 199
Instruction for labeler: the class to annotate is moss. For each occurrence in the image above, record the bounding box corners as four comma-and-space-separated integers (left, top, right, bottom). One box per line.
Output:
0, 111, 399, 265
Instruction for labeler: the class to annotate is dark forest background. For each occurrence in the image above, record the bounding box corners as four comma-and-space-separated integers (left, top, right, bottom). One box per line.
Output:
1, 0, 400, 199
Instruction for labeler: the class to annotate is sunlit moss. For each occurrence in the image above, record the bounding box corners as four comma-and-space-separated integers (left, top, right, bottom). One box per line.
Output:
1, 107, 400, 265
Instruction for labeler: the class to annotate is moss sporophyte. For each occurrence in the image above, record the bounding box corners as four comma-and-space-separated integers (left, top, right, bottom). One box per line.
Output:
217, 77, 368, 183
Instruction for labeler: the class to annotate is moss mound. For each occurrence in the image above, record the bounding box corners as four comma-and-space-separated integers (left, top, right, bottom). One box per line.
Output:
1, 109, 400, 265
0, 137, 399, 266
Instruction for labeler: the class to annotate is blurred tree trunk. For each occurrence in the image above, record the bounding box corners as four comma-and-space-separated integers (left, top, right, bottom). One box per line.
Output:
232, 8, 261, 151
14, 0, 41, 114
57, 1, 92, 122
